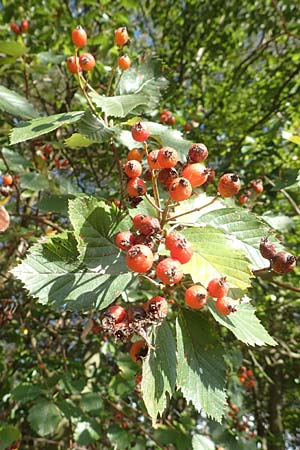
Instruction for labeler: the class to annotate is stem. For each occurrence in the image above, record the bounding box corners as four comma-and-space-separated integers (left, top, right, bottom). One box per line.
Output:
252, 265, 272, 276
166, 195, 220, 222
264, 175, 300, 215
11, 213, 63, 232
75, 49, 100, 118
144, 193, 164, 213
110, 139, 125, 208
106, 59, 119, 97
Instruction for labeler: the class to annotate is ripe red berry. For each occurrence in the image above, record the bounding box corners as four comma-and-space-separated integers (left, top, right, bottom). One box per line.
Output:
10, 22, 20, 34
165, 231, 183, 250
167, 115, 176, 125
126, 244, 154, 273
139, 216, 161, 236
66, 56, 81, 74
188, 143, 208, 162
72, 25, 87, 47
271, 251, 297, 274
259, 237, 276, 260
215, 297, 237, 315
115, 230, 135, 251
247, 369, 253, 377
62, 159, 69, 167
127, 177, 146, 197
118, 54, 131, 70
218, 173, 241, 197
157, 146, 178, 169
182, 163, 208, 187
184, 123, 192, 132
79, 53, 95, 71
131, 122, 150, 142
147, 150, 161, 170
206, 168, 216, 184
133, 234, 155, 250
170, 236, 193, 264
43, 144, 54, 155
250, 179, 264, 193
132, 214, 146, 230
169, 177, 192, 201
207, 277, 229, 298
115, 27, 129, 47
239, 375, 246, 383
20, 19, 29, 33
124, 160, 142, 178
130, 340, 148, 363
158, 168, 178, 186
156, 258, 183, 285
127, 148, 143, 162
122, 421, 129, 429
143, 296, 168, 321
239, 191, 250, 205
102, 305, 127, 329
114, 412, 122, 421
2, 174, 13, 186
185, 285, 208, 309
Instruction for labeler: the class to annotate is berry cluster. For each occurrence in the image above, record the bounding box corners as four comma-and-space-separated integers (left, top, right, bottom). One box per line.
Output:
10, 19, 29, 34
6, 442, 21, 450
0, 299, 15, 324
239, 178, 264, 205
227, 400, 257, 441
239, 366, 256, 390
160, 109, 175, 125
35, 143, 69, 169
0, 173, 15, 198
260, 238, 297, 274
67, 25, 95, 73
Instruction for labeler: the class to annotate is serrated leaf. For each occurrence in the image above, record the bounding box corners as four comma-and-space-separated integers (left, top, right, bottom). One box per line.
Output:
77, 111, 117, 142
0, 85, 39, 119
21, 172, 49, 191
10, 111, 84, 145
1, 147, 32, 170
208, 300, 277, 346
192, 434, 215, 450
11, 232, 134, 311
176, 310, 227, 422
142, 322, 177, 424
65, 133, 97, 148
0, 425, 21, 450
28, 401, 62, 436
0, 41, 28, 57
90, 91, 150, 118
69, 197, 133, 275
182, 226, 253, 294
199, 208, 282, 269
12, 383, 43, 401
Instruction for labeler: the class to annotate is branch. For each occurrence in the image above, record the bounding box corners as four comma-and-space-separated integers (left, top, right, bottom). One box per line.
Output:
264, 175, 300, 216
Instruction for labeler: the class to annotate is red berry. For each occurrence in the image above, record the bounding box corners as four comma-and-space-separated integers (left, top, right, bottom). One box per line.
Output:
247, 370, 253, 377
72, 25, 87, 47
115, 27, 129, 47
130, 340, 148, 363
143, 296, 168, 320
133, 234, 155, 250
259, 238, 276, 260
122, 421, 129, 429
10, 22, 20, 34
239, 375, 246, 383
250, 179, 264, 193
127, 148, 143, 162
43, 144, 54, 155
165, 231, 183, 250
182, 163, 208, 187
131, 122, 150, 142
188, 143, 208, 162
156, 258, 183, 285
147, 150, 161, 170
207, 277, 229, 298
102, 305, 127, 329
170, 237, 193, 264
139, 216, 161, 236
67, 56, 81, 74
157, 146, 178, 169
239, 192, 250, 205
169, 177, 192, 201
62, 159, 69, 167
184, 123, 192, 132
124, 160, 142, 178
115, 230, 135, 251
114, 413, 122, 420
271, 251, 297, 274
218, 173, 241, 197
167, 115, 176, 125
127, 177, 146, 197
240, 366, 247, 373
79, 53, 96, 71
126, 244, 153, 273
215, 297, 237, 315
206, 168, 216, 184
2, 174, 13, 186
118, 54, 131, 70
158, 168, 178, 186
185, 285, 208, 309
132, 214, 146, 230
160, 109, 171, 123
20, 19, 29, 33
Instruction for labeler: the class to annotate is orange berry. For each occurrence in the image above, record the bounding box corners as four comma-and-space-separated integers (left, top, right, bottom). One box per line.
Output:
79, 53, 95, 71
250, 179, 264, 193
147, 150, 161, 170
126, 244, 153, 273
124, 160, 142, 178
2, 174, 13, 186
115, 27, 129, 47
157, 146, 178, 169
127, 148, 143, 162
218, 173, 241, 197
126, 177, 146, 197
20, 19, 29, 33
168, 177, 192, 201
207, 277, 229, 298
182, 163, 208, 187
67, 56, 81, 74
118, 54, 131, 70
215, 297, 237, 315
71, 25, 87, 47
130, 340, 148, 363
156, 258, 183, 285
185, 285, 208, 309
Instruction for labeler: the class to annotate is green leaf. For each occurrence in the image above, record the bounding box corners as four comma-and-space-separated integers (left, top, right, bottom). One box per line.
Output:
64, 132, 97, 148
11, 232, 134, 311
0, 425, 21, 450
9, 111, 84, 145
80, 393, 103, 412
36, 195, 73, 214
282, 130, 300, 146
74, 420, 101, 445
199, 208, 282, 269
208, 300, 277, 346
192, 434, 215, 450
176, 310, 227, 422
77, 110, 119, 142
90, 91, 151, 118
108, 425, 132, 449
12, 383, 43, 402
69, 197, 133, 275
36, 51, 65, 64
28, 401, 62, 436
21, 172, 49, 191
182, 226, 253, 295
142, 322, 177, 424
0, 41, 28, 57
0, 85, 39, 119
56, 399, 82, 419
1, 147, 32, 170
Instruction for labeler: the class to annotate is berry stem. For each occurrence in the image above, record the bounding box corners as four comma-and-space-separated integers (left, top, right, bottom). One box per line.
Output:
166, 194, 220, 222
75, 49, 99, 118
139, 274, 162, 287
252, 265, 272, 276
144, 193, 164, 213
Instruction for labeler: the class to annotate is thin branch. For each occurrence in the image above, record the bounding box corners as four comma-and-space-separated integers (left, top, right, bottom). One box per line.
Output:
144, 193, 164, 213
270, 279, 300, 293
11, 213, 63, 232
264, 175, 300, 215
